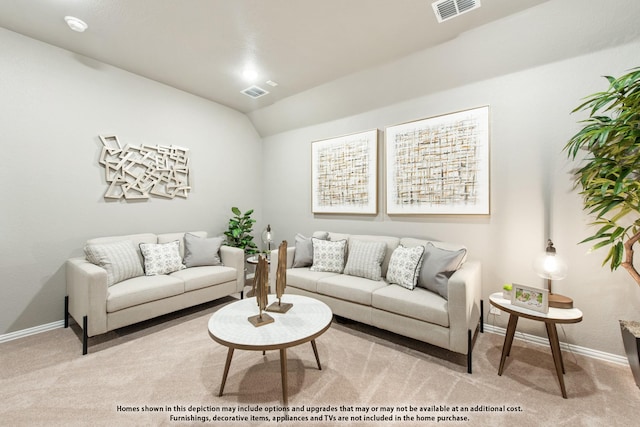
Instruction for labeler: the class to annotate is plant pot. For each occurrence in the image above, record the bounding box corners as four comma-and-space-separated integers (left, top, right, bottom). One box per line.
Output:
619, 320, 640, 389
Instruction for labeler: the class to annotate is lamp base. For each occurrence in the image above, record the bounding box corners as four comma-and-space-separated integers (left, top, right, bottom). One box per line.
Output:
549, 293, 573, 309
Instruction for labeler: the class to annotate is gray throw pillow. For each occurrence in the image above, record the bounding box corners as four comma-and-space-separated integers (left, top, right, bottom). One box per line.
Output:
343, 239, 387, 281
84, 240, 144, 286
293, 232, 328, 268
183, 233, 223, 267
418, 242, 466, 299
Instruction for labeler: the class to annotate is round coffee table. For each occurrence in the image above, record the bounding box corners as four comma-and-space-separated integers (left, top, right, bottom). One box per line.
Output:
208, 294, 332, 405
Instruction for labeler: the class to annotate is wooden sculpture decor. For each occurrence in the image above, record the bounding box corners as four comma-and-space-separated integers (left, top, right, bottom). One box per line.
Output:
248, 255, 274, 327
267, 240, 293, 313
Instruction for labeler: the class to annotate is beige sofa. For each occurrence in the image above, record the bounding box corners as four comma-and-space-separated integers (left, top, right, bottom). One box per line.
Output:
65, 231, 244, 354
271, 232, 483, 373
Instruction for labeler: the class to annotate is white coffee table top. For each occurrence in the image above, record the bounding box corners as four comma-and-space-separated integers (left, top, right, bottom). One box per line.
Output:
208, 294, 332, 350
489, 292, 583, 322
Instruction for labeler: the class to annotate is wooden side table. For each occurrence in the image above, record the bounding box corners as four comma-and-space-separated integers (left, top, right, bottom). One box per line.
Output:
489, 292, 583, 398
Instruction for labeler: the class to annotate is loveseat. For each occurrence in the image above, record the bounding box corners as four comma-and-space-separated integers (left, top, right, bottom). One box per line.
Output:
65, 231, 244, 354
270, 231, 483, 373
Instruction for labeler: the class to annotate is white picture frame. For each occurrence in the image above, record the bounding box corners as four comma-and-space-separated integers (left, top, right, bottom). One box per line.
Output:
385, 106, 490, 215
311, 129, 378, 214
510, 283, 549, 314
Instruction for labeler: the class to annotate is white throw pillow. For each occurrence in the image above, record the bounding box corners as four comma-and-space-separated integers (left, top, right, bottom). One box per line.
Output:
343, 239, 387, 281
310, 238, 347, 273
139, 240, 186, 275
84, 240, 144, 286
386, 245, 426, 290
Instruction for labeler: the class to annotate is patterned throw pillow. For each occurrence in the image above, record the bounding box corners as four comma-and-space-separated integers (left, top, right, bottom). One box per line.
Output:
292, 232, 328, 268
84, 240, 144, 286
386, 245, 426, 290
343, 239, 387, 281
310, 238, 347, 273
139, 240, 186, 275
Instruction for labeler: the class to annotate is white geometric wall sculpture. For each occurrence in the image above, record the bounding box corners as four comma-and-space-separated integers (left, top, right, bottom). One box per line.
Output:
98, 135, 191, 200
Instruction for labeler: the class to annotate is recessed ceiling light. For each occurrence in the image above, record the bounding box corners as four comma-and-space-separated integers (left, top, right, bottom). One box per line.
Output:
266, 80, 279, 87
64, 16, 88, 32
242, 67, 258, 82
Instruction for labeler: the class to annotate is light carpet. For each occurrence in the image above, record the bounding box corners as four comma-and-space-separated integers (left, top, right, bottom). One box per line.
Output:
1, 296, 639, 426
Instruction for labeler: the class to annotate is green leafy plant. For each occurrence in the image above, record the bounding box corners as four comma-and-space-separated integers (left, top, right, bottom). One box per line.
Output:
503, 284, 512, 291
564, 67, 640, 287
223, 207, 258, 255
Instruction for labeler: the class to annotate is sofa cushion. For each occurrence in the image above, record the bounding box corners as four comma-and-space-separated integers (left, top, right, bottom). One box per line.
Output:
310, 238, 347, 273
286, 268, 340, 293
386, 245, 425, 290
317, 274, 387, 306
107, 274, 184, 312
418, 242, 466, 299
84, 240, 144, 286
293, 232, 328, 268
343, 239, 386, 281
139, 240, 186, 275
170, 266, 236, 292
372, 284, 449, 327
183, 233, 223, 267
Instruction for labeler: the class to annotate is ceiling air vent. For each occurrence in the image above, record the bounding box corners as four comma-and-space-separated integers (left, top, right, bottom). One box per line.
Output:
432, 0, 481, 23
241, 85, 269, 99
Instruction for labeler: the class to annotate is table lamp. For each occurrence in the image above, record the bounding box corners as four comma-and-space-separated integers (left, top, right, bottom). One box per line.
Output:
533, 239, 572, 308
262, 224, 274, 252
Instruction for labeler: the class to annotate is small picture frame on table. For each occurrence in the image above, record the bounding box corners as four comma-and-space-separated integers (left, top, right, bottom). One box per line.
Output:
511, 283, 549, 314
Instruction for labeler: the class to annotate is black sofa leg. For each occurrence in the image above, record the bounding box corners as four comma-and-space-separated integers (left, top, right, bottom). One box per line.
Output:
82, 316, 88, 355
480, 299, 484, 333
467, 329, 473, 374
64, 296, 69, 328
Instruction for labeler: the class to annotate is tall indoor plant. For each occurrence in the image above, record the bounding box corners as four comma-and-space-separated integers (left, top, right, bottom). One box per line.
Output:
564, 67, 640, 387
223, 207, 258, 255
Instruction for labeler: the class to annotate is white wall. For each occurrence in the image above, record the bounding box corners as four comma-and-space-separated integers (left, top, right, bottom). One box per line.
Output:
260, 41, 640, 356
0, 28, 263, 334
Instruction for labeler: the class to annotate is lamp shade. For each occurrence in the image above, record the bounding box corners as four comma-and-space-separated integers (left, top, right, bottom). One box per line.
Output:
533, 239, 567, 280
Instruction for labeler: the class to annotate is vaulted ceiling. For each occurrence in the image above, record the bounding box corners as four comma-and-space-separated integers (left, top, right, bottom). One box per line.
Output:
0, 0, 548, 114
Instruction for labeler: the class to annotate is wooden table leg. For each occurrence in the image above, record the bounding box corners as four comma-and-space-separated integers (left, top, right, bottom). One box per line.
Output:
498, 314, 519, 375
280, 348, 288, 406
546, 322, 568, 398
219, 347, 234, 396
311, 340, 322, 370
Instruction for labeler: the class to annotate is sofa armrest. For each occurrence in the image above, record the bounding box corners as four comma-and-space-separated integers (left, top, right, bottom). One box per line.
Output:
447, 260, 482, 354
65, 258, 109, 337
220, 245, 245, 292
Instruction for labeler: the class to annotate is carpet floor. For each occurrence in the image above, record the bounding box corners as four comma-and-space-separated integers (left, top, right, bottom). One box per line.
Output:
1, 296, 639, 426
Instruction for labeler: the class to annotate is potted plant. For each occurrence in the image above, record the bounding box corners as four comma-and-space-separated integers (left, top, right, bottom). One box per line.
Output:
223, 207, 258, 255
564, 66, 640, 387
502, 283, 513, 300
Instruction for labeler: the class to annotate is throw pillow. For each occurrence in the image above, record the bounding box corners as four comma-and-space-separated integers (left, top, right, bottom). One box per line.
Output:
84, 240, 144, 287
139, 240, 186, 275
418, 242, 467, 299
183, 233, 223, 267
310, 238, 347, 273
386, 245, 426, 290
292, 232, 329, 268
343, 239, 386, 281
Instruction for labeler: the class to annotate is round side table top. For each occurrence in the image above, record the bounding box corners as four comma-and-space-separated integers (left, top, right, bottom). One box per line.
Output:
489, 292, 583, 323
208, 294, 332, 350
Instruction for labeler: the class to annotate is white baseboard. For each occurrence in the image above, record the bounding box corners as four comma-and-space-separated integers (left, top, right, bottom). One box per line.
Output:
0, 319, 629, 366
483, 324, 629, 366
0, 320, 66, 344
